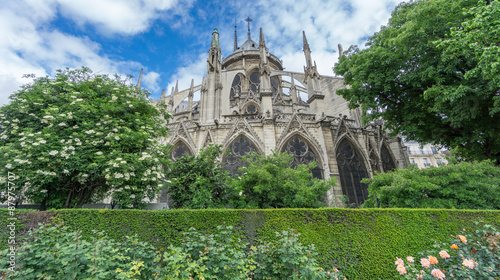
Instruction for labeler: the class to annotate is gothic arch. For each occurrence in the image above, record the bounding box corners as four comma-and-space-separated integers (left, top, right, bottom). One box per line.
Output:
247, 68, 260, 93
170, 139, 194, 160
221, 134, 261, 176
335, 137, 370, 207
380, 143, 396, 172
230, 73, 243, 99
278, 133, 324, 179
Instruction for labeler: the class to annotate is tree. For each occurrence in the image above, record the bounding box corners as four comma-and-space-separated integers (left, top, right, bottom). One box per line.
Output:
361, 161, 500, 209
231, 152, 335, 209
166, 144, 232, 209
334, 0, 500, 164
0, 68, 170, 210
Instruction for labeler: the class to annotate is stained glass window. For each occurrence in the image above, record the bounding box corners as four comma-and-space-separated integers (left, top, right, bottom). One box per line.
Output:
171, 141, 192, 160
249, 70, 260, 93
222, 135, 258, 176
281, 135, 323, 179
380, 145, 396, 172
271, 76, 279, 95
336, 139, 369, 207
230, 75, 241, 99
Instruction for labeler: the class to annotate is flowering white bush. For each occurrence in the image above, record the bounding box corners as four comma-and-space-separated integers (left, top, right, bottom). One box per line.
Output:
0, 67, 170, 209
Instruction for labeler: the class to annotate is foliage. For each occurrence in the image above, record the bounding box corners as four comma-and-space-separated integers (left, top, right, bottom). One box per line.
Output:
2, 208, 500, 280
0, 67, 170, 210
361, 161, 500, 209
231, 151, 335, 208
334, 0, 500, 164
1, 219, 158, 279
166, 144, 232, 208
395, 222, 499, 279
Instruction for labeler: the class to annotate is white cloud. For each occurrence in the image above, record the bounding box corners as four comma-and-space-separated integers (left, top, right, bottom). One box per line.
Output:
165, 53, 206, 97
142, 71, 161, 92
56, 0, 180, 35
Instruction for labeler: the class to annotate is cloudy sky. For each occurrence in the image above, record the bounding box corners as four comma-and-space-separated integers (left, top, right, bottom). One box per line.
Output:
1, 0, 406, 106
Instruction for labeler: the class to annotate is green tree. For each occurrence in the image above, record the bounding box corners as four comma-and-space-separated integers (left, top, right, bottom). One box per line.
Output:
334, 0, 500, 164
0, 68, 170, 210
166, 144, 232, 209
231, 152, 335, 209
361, 161, 500, 209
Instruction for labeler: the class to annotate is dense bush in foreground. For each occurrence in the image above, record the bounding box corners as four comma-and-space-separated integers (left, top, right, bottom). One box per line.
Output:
362, 161, 500, 209
1, 222, 345, 280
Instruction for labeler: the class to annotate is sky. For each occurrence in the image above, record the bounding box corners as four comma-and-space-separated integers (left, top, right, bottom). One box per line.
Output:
0, 0, 406, 106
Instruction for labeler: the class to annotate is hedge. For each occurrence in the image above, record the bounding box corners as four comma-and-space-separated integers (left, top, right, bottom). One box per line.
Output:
1, 208, 499, 279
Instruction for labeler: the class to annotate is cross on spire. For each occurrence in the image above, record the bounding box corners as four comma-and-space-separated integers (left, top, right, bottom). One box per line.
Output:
245, 17, 253, 40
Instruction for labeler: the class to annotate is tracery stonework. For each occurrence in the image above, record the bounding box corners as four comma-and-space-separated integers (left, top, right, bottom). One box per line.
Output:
154, 24, 408, 207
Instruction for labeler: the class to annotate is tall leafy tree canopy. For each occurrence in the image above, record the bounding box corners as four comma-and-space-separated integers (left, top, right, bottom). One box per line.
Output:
0, 68, 170, 210
334, 0, 500, 164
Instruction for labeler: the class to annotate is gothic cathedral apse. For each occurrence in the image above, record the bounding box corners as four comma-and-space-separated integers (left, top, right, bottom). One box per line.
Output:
153, 21, 408, 207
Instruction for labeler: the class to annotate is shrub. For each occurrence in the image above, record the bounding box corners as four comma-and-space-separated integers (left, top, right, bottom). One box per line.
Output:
231, 151, 335, 209
1, 219, 158, 279
362, 161, 500, 209
395, 222, 499, 279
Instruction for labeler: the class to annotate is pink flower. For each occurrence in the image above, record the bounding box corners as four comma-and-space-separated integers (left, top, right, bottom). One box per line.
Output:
421, 258, 431, 268
431, 268, 446, 279
395, 257, 404, 267
407, 256, 415, 263
439, 250, 450, 259
462, 259, 475, 269
397, 265, 407, 275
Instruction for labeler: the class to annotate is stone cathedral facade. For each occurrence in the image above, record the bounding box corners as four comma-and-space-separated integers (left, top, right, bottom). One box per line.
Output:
153, 26, 408, 207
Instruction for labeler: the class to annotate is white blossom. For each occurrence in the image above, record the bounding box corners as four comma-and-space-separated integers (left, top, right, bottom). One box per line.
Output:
114, 136, 120, 140
96, 151, 103, 155
63, 169, 70, 174
130, 194, 136, 199
49, 151, 58, 156
40, 189, 48, 193
5, 164, 12, 169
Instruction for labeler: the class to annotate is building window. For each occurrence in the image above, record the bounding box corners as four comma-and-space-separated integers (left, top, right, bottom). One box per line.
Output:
271, 76, 279, 95
230, 75, 241, 99
222, 135, 258, 176
419, 147, 424, 155
249, 70, 260, 93
407, 147, 412, 155
336, 139, 369, 207
281, 135, 323, 179
380, 145, 396, 172
431, 146, 438, 154
423, 158, 430, 167
437, 158, 444, 166
171, 141, 192, 160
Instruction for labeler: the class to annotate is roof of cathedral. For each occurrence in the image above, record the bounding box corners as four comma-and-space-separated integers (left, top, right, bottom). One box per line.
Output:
234, 38, 258, 52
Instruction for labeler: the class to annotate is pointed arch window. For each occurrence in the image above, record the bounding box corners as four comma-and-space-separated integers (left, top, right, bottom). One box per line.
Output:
222, 135, 258, 176
230, 75, 242, 99
171, 141, 192, 160
281, 135, 323, 179
271, 76, 279, 95
380, 145, 396, 172
249, 70, 260, 93
336, 139, 369, 207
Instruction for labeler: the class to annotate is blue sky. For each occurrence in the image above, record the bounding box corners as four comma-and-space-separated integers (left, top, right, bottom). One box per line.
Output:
0, 0, 405, 106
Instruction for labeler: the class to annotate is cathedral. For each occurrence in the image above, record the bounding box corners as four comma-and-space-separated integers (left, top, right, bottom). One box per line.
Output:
153, 23, 408, 207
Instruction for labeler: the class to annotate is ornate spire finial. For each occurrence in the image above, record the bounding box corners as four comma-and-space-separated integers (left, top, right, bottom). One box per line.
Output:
234, 19, 238, 52
259, 27, 266, 48
245, 17, 253, 40
136, 68, 143, 88
338, 43, 344, 57
161, 88, 166, 99
302, 31, 310, 53
174, 80, 179, 94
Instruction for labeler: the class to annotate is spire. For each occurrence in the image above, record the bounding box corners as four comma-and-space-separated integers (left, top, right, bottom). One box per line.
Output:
234, 20, 238, 52
302, 31, 312, 68
338, 43, 344, 57
302, 31, 311, 53
211, 28, 219, 47
136, 68, 143, 88
161, 89, 166, 99
259, 28, 266, 48
245, 17, 253, 40
174, 80, 179, 94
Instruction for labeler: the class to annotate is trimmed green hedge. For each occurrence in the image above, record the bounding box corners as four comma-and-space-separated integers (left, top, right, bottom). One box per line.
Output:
2, 208, 499, 279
